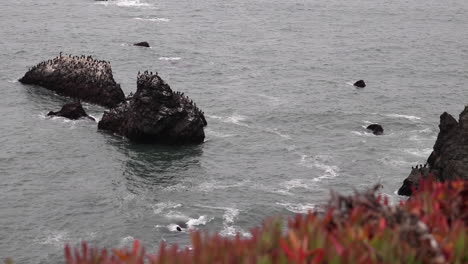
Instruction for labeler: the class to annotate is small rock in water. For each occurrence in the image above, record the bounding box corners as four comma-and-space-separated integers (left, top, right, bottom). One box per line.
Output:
366, 124, 383, 135
176, 226, 182, 232
133, 41, 150, 48
47, 101, 95, 121
353, 80, 366, 88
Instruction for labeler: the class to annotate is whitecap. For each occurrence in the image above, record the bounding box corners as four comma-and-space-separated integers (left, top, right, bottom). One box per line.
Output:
276, 202, 315, 214
159, 57, 182, 61
134, 17, 170, 22
7, 79, 18, 83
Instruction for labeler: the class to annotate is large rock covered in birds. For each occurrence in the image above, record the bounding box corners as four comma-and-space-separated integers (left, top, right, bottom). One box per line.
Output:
98, 71, 207, 144
19, 54, 125, 108
398, 107, 468, 195
47, 101, 95, 121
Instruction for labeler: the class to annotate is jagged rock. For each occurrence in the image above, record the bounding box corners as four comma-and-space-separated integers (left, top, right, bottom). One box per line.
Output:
47, 101, 95, 121
398, 108, 468, 195
19, 54, 125, 108
98, 71, 207, 144
366, 124, 384, 135
354, 80, 366, 88
134, 42, 150, 48
397, 165, 430, 196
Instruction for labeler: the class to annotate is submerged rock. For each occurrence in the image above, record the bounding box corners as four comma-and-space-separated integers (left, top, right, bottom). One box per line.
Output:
398, 108, 468, 195
98, 71, 207, 144
134, 41, 150, 48
353, 80, 366, 88
366, 124, 383, 135
19, 54, 125, 108
47, 101, 95, 121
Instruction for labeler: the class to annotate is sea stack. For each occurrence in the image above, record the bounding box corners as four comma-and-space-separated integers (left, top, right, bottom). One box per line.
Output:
19, 54, 125, 108
47, 101, 95, 121
353, 80, 366, 88
397, 108, 468, 195
98, 71, 207, 144
133, 42, 150, 48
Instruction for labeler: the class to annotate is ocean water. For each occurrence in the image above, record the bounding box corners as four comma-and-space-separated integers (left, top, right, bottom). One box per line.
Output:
1, 0, 468, 262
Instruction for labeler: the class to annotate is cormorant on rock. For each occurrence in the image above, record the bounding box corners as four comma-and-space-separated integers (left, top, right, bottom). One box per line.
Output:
353, 80, 366, 88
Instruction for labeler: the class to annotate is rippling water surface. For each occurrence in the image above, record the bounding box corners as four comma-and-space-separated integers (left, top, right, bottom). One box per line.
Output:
1, 0, 468, 262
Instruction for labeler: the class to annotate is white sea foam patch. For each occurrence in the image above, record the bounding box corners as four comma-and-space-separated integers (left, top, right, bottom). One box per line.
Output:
197, 180, 248, 192
7, 78, 19, 83
276, 202, 316, 214
37, 230, 96, 248
351, 130, 374, 137
159, 57, 181, 61
256, 94, 281, 104
134, 17, 170, 22
219, 208, 251, 237
403, 148, 433, 157
382, 113, 421, 121
96, 0, 152, 8
299, 155, 339, 181
206, 114, 249, 127
187, 215, 212, 228
119, 236, 135, 247
225, 114, 249, 127
263, 127, 291, 139
205, 128, 234, 138
152, 201, 182, 215
165, 215, 213, 232
39, 230, 69, 247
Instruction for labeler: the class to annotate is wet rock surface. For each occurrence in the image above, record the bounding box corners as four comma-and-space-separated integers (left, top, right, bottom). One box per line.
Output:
366, 124, 384, 135
353, 80, 366, 88
133, 41, 150, 47
98, 71, 207, 144
398, 108, 468, 195
47, 101, 95, 121
19, 54, 125, 108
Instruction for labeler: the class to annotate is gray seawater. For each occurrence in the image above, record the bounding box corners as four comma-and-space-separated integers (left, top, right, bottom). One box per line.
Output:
1, 0, 468, 262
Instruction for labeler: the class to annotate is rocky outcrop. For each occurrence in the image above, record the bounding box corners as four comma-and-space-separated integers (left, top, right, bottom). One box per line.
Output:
353, 80, 366, 88
134, 42, 150, 48
398, 108, 468, 195
47, 101, 95, 121
19, 54, 125, 108
366, 124, 383, 135
98, 71, 207, 144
